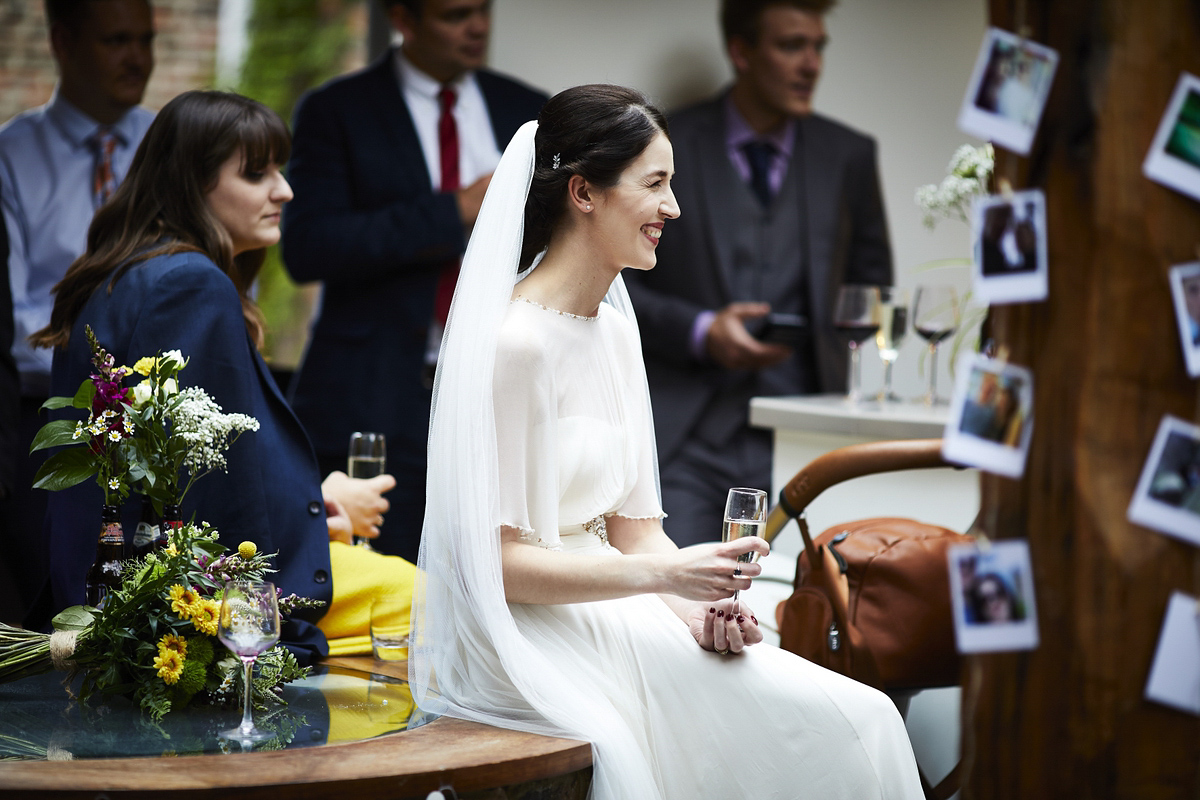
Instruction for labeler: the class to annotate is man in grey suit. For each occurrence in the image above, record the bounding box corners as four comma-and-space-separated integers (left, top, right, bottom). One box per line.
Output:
625, 0, 892, 546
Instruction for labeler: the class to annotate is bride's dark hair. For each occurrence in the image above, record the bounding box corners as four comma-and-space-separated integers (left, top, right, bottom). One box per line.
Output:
32, 90, 290, 351
520, 84, 669, 269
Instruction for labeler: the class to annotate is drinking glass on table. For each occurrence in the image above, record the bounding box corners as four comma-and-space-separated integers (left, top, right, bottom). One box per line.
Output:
722, 487, 768, 619
875, 287, 909, 402
912, 285, 961, 406
832, 285, 882, 403
348, 431, 386, 548
218, 580, 281, 743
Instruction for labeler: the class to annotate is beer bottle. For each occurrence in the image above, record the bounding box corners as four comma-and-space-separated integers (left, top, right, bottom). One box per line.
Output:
85, 505, 125, 608
131, 495, 160, 558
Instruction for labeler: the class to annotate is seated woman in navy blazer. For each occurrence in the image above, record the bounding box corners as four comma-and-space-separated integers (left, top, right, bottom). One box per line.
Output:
32, 91, 410, 664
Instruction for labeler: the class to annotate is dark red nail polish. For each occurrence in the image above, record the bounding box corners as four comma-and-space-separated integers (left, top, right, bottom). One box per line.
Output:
717, 610, 725, 617
751, 615, 758, 625
709, 607, 716, 614
737, 615, 745, 624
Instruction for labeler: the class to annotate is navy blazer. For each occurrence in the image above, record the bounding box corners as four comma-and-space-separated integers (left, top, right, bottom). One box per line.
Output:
47, 252, 333, 664
281, 50, 546, 562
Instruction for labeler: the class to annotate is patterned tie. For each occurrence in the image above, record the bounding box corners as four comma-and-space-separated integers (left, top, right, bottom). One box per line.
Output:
742, 140, 776, 207
92, 127, 118, 207
433, 86, 460, 327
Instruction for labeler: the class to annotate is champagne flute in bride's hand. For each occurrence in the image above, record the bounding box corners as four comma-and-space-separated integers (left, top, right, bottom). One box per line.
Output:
722, 487, 768, 619
218, 581, 281, 743
348, 431, 386, 548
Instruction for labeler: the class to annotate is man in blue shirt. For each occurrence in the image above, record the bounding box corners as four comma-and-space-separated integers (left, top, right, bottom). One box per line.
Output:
0, 0, 155, 625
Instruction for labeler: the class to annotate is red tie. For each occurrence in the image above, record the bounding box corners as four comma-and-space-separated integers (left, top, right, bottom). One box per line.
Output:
433, 87, 460, 326
92, 127, 118, 207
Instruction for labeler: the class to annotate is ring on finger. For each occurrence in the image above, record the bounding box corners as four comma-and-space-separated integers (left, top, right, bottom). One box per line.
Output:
733, 566, 742, 577
715, 648, 730, 655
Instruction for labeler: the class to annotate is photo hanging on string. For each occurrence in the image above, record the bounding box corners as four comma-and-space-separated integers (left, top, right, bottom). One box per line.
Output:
1143, 72, 1200, 202
1144, 591, 1200, 717
947, 539, 1040, 654
1167, 261, 1200, 377
957, 27, 1059, 155
971, 188, 1049, 305
942, 352, 1034, 479
1127, 415, 1200, 548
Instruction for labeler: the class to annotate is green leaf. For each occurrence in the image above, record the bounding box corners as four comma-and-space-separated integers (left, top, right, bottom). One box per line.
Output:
72, 381, 97, 410
32, 448, 97, 491
29, 419, 84, 453
40, 395, 78, 410
53, 605, 98, 632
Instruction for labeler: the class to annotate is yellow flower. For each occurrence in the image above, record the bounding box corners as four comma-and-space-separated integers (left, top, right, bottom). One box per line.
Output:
237, 541, 257, 559
168, 585, 200, 619
166, 541, 179, 556
191, 599, 219, 636
153, 649, 184, 685
158, 634, 187, 658
132, 356, 157, 376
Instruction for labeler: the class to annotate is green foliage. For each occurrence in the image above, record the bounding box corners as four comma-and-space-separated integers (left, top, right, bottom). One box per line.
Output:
236, 0, 366, 367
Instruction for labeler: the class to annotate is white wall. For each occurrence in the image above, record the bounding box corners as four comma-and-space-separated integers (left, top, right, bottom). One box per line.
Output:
489, 0, 988, 399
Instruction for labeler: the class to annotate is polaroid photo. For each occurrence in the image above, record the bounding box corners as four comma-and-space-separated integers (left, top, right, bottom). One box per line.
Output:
1145, 591, 1200, 716
1143, 72, 1200, 202
942, 352, 1034, 479
958, 27, 1059, 155
1168, 262, 1200, 377
972, 189, 1049, 305
1128, 415, 1200, 548
947, 539, 1040, 654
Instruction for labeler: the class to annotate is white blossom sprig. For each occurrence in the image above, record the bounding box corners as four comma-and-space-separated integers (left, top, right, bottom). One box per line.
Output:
171, 387, 259, 493
914, 143, 995, 229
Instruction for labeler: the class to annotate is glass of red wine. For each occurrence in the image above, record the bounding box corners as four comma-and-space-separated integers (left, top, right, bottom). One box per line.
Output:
833, 285, 882, 403
912, 285, 961, 405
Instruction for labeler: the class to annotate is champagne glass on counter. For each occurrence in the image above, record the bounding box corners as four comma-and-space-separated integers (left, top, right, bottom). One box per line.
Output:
218, 581, 281, 743
875, 287, 909, 402
722, 487, 768, 619
912, 285, 961, 406
832, 285, 882, 403
348, 431, 386, 548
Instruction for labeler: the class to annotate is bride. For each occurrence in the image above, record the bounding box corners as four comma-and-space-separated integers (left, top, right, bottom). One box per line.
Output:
411, 84, 922, 800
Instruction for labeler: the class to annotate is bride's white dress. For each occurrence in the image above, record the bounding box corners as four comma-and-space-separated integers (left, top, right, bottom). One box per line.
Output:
489, 298, 923, 800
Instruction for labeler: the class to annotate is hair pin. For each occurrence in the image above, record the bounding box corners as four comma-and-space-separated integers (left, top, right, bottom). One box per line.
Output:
552, 153, 561, 169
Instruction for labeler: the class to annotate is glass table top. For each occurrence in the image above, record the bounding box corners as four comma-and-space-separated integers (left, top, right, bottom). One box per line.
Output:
0, 662, 433, 761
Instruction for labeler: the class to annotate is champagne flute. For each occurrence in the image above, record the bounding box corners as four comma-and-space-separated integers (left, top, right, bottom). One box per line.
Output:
348, 431, 386, 548
722, 487, 768, 619
875, 287, 909, 402
912, 285, 961, 406
832, 285, 882, 403
218, 580, 281, 743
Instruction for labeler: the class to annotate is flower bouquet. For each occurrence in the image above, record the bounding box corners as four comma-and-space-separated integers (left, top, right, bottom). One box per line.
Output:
0, 525, 320, 722
2, 331, 322, 721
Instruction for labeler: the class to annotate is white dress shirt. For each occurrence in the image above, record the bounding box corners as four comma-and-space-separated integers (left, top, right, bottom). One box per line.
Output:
394, 50, 501, 191
0, 90, 154, 394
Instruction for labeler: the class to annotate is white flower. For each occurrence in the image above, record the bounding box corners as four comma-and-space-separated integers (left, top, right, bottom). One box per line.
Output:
108, 478, 121, 490
915, 143, 994, 229
163, 378, 178, 396
172, 387, 260, 475
107, 429, 122, 442
132, 382, 153, 408
72, 422, 84, 440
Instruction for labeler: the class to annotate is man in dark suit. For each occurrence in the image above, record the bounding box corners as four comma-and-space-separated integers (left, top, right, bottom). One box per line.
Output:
282, 0, 547, 563
625, 0, 892, 546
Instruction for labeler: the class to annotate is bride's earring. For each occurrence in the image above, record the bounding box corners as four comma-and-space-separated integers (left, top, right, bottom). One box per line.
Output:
585, 204, 593, 211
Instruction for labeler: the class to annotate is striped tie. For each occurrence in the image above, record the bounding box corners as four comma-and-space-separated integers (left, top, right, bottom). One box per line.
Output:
91, 127, 118, 207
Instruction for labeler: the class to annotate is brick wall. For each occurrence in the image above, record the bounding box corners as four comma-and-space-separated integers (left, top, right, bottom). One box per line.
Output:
0, 0, 220, 125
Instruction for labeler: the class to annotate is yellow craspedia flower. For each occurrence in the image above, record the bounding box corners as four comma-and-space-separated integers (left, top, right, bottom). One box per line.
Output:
132, 356, 156, 376
168, 585, 200, 619
158, 634, 187, 658
237, 541, 257, 559
191, 598, 219, 636
153, 649, 184, 685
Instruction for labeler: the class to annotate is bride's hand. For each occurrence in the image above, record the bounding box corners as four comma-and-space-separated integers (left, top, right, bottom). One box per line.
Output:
687, 599, 764, 654
662, 538, 768, 601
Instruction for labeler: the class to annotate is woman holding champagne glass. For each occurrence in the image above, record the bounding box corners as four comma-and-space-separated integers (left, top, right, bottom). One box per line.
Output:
413, 85, 922, 800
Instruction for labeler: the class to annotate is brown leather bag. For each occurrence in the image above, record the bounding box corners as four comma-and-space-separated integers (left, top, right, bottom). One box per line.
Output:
762, 439, 972, 692
779, 515, 971, 691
